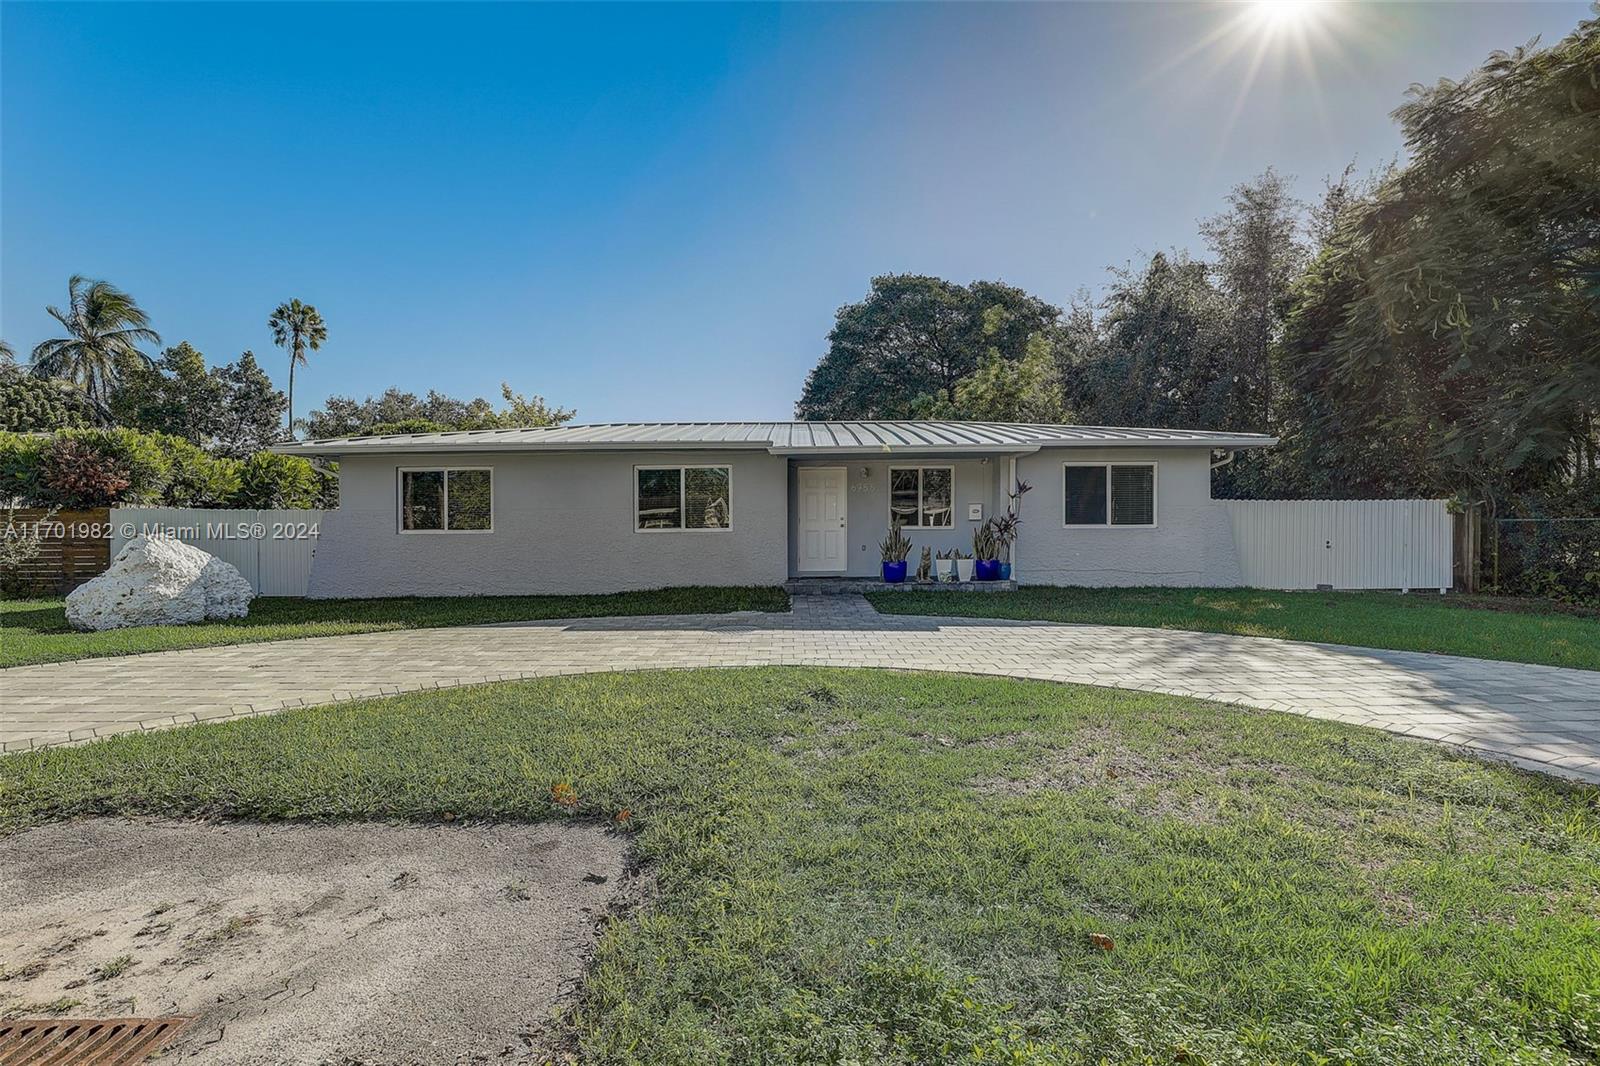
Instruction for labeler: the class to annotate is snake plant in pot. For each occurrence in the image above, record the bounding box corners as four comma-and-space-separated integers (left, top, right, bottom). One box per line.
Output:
973, 524, 1002, 581
879, 526, 912, 583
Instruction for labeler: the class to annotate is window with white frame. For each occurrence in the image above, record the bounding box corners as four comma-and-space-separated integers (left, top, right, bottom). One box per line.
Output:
1064, 463, 1155, 526
399, 468, 492, 532
636, 466, 731, 531
889, 466, 954, 529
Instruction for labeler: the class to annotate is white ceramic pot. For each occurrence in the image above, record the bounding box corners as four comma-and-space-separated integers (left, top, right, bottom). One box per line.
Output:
935, 559, 954, 581
956, 558, 975, 582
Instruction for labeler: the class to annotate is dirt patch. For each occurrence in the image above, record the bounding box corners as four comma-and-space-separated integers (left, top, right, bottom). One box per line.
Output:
965, 726, 1306, 825
0, 818, 630, 1064
967, 726, 1178, 800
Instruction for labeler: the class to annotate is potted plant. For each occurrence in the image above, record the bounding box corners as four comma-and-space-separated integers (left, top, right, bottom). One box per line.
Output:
987, 512, 1020, 581
973, 525, 1002, 581
934, 548, 955, 582
997, 478, 1031, 580
955, 549, 974, 583
879, 526, 912, 583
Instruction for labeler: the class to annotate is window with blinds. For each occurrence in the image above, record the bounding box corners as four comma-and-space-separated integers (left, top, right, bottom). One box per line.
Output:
1064, 463, 1155, 526
1109, 465, 1155, 526
636, 466, 732, 531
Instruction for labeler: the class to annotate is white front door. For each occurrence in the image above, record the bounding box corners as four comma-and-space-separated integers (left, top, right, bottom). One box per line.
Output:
797, 466, 848, 572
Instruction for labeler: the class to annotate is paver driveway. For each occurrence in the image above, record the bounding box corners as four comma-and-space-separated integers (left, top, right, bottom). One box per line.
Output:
3, 595, 1597, 782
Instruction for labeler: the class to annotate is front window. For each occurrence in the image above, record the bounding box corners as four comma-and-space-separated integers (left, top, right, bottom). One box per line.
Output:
637, 466, 731, 531
889, 466, 954, 529
1064, 464, 1155, 526
400, 468, 492, 532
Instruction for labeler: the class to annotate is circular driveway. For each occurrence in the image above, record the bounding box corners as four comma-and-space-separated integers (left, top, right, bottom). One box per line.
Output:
3, 595, 1597, 783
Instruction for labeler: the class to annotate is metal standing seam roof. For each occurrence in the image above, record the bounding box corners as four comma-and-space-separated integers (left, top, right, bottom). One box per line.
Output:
274, 421, 1278, 456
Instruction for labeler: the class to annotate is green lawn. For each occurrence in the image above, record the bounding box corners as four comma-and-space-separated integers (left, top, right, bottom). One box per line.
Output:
0, 587, 789, 668
3, 668, 1594, 1065
867, 587, 1600, 670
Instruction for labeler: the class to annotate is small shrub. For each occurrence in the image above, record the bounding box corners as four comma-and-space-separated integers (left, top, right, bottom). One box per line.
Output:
40, 437, 132, 507
0, 432, 46, 503
42, 428, 172, 505
74, 428, 172, 503
232, 452, 321, 509
156, 435, 241, 507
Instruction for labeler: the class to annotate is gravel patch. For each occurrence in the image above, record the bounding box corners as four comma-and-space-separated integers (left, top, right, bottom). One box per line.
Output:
0, 818, 629, 1063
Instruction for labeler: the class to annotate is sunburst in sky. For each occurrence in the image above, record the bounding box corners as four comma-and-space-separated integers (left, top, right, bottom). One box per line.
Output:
1148, 1, 1381, 166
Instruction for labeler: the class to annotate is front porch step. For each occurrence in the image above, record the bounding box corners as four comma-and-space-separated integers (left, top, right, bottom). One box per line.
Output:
785, 577, 1017, 595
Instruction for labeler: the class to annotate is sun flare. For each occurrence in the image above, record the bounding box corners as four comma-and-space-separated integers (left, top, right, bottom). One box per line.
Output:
1135, 0, 1369, 170
1246, 0, 1330, 35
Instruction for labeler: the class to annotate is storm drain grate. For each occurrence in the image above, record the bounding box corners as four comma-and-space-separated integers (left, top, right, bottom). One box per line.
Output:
0, 1016, 191, 1065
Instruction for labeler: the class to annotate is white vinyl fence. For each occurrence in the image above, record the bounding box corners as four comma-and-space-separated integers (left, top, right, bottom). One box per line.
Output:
1222, 499, 1453, 591
111, 508, 323, 595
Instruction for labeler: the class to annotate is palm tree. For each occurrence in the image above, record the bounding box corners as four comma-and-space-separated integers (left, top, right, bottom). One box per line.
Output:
30, 276, 160, 418
267, 299, 327, 439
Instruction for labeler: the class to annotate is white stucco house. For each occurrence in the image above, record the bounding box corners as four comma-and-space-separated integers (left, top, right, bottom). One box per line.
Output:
274, 421, 1276, 597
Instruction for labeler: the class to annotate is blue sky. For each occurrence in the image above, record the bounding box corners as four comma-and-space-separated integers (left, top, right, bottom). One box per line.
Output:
2, 1, 1589, 423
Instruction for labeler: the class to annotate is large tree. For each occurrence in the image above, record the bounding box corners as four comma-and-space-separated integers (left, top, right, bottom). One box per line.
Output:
110, 341, 225, 445
108, 343, 286, 456
29, 276, 161, 419
213, 351, 288, 458
0, 364, 94, 432
268, 299, 327, 439
1286, 14, 1599, 501
1200, 168, 1309, 432
796, 275, 1061, 419
1063, 253, 1235, 432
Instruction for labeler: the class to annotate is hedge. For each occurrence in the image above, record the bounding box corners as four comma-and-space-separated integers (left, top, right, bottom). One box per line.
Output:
0, 429, 330, 510
1492, 477, 1600, 606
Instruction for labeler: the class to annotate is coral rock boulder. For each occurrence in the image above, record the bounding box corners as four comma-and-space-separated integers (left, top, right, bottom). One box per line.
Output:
65, 535, 255, 631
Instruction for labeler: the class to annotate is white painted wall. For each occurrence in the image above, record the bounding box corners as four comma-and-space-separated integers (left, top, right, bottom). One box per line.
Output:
111, 508, 323, 595
306, 449, 789, 597
1012, 447, 1243, 586
1222, 498, 1453, 590
786, 457, 1004, 577
213, 445, 1453, 597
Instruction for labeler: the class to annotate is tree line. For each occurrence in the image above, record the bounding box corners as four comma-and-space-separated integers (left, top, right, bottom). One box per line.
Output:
2, 281, 577, 510
798, 14, 1598, 520
4, 279, 579, 445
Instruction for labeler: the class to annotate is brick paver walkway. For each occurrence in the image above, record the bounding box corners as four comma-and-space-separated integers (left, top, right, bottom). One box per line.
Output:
3, 595, 1597, 782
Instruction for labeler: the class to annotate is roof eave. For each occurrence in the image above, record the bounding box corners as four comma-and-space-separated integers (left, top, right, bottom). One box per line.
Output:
271, 433, 1279, 458
1038, 437, 1280, 450
270, 439, 778, 458
767, 444, 1044, 457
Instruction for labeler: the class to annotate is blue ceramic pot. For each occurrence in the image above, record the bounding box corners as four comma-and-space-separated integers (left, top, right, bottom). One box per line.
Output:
975, 559, 1002, 581
882, 560, 908, 583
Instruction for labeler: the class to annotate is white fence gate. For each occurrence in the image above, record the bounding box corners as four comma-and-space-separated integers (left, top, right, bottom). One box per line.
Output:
110, 508, 323, 596
1222, 499, 1453, 591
